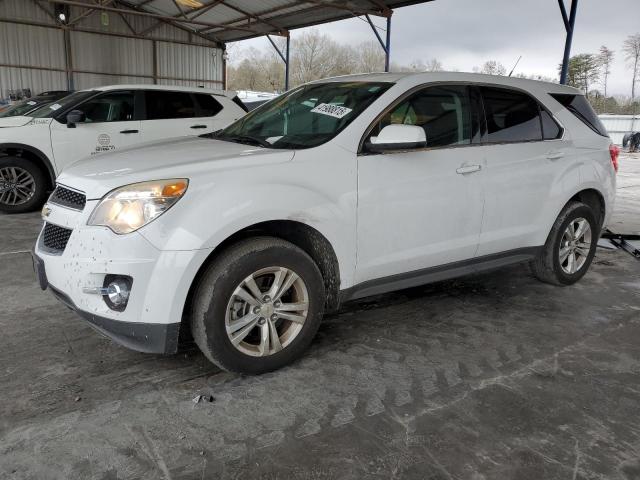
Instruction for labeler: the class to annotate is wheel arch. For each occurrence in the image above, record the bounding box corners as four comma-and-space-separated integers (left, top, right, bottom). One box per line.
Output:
0, 143, 56, 188
567, 188, 606, 228
180, 219, 342, 341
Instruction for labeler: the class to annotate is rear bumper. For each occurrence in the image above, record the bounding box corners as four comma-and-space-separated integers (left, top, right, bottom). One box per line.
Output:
32, 250, 180, 354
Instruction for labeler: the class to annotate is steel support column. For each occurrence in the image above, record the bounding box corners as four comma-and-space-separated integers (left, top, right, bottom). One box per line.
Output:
63, 28, 74, 90
365, 12, 392, 72
558, 0, 578, 85
385, 15, 391, 72
267, 34, 290, 92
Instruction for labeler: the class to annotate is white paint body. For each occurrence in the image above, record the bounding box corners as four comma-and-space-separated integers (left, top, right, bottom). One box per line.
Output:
35, 72, 617, 330
0, 84, 245, 176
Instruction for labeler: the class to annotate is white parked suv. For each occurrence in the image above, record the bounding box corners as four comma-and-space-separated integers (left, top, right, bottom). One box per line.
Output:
0, 85, 246, 213
33, 72, 617, 374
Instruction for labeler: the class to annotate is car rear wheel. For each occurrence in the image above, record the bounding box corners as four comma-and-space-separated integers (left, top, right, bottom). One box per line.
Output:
531, 201, 599, 286
190, 237, 325, 374
0, 157, 48, 214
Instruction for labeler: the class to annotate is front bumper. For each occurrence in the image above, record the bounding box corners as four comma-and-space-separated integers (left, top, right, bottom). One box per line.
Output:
34, 200, 213, 355
33, 249, 181, 354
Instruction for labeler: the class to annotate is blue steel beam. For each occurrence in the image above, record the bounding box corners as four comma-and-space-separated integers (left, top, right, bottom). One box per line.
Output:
558, 0, 578, 85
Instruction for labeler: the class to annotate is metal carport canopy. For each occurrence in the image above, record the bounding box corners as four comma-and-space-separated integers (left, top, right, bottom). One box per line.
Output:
45, 0, 579, 88
124, 1, 434, 43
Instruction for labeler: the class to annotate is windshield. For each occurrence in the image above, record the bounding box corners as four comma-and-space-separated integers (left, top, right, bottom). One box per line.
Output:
0, 98, 47, 118
214, 82, 392, 149
30, 91, 96, 118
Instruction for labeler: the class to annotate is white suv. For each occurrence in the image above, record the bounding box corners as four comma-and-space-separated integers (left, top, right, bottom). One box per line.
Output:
0, 85, 246, 213
33, 72, 617, 374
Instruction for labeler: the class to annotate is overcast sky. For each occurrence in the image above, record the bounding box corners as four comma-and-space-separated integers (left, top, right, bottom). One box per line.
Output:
231, 0, 639, 97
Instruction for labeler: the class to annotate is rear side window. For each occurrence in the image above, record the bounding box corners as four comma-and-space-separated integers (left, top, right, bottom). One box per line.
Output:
550, 93, 608, 137
145, 91, 196, 120
195, 94, 223, 117
481, 87, 542, 143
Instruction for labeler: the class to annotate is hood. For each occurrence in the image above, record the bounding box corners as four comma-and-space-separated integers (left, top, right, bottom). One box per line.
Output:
0, 116, 41, 128
57, 136, 295, 198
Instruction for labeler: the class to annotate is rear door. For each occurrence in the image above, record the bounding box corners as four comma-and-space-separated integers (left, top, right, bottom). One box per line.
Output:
141, 90, 205, 143
49, 90, 141, 171
476, 86, 565, 256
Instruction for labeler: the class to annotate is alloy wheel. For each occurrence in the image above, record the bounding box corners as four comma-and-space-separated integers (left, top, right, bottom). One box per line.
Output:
0, 166, 36, 206
559, 217, 592, 275
225, 266, 309, 357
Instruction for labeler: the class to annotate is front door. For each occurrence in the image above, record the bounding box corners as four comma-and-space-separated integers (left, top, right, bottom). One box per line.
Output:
50, 90, 141, 172
356, 84, 485, 284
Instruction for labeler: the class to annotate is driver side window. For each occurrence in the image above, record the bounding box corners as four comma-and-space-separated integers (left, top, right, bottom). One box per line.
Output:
370, 85, 475, 149
75, 91, 135, 123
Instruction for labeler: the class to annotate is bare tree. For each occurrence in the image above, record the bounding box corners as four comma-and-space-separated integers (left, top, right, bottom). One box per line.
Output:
598, 46, 614, 97
355, 41, 385, 73
480, 60, 506, 76
425, 58, 443, 72
623, 33, 640, 100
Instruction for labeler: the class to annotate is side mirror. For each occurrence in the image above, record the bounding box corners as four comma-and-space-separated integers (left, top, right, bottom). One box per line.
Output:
366, 124, 427, 153
66, 109, 85, 128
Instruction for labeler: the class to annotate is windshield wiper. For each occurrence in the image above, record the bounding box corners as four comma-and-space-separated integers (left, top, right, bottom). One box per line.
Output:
213, 133, 272, 148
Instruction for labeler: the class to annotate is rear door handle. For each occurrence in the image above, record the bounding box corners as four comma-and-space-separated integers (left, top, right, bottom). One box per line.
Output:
547, 150, 564, 160
120, 129, 139, 134
190, 125, 207, 129
456, 164, 482, 175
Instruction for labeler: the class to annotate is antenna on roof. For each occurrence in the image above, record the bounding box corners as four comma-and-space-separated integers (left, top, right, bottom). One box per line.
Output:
508, 56, 522, 77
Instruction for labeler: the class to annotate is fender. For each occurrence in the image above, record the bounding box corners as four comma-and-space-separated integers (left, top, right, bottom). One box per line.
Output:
0, 142, 56, 185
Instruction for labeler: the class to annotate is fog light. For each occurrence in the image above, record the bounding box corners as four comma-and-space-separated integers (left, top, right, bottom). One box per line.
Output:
103, 275, 133, 312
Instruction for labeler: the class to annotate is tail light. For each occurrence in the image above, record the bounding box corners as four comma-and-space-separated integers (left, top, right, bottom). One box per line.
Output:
609, 144, 620, 173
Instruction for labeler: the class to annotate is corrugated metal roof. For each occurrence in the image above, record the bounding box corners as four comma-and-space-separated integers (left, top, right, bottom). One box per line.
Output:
123, 0, 435, 43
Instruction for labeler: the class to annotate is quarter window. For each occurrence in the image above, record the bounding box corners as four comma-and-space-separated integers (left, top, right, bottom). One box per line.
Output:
371, 85, 474, 148
550, 93, 608, 137
145, 91, 196, 120
481, 87, 542, 143
75, 91, 135, 123
540, 109, 562, 140
195, 94, 223, 117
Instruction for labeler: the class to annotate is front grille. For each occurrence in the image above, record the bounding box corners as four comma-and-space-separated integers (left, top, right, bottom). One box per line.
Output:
42, 223, 73, 252
50, 185, 86, 210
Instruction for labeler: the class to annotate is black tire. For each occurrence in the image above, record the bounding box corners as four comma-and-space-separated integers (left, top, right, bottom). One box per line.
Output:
190, 237, 325, 374
0, 156, 49, 214
531, 201, 599, 286
622, 133, 631, 149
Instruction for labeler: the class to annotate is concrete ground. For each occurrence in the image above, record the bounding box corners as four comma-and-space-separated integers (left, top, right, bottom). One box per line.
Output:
1, 155, 639, 480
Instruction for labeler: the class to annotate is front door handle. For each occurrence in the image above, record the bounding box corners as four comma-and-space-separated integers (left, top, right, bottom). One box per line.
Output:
456, 164, 482, 175
120, 129, 139, 134
547, 150, 564, 160
190, 125, 207, 129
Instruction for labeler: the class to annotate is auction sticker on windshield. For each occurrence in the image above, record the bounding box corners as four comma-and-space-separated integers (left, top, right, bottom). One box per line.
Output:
310, 103, 353, 119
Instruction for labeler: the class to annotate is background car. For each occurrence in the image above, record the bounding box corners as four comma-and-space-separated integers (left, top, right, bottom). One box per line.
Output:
0, 85, 247, 213
0, 91, 73, 119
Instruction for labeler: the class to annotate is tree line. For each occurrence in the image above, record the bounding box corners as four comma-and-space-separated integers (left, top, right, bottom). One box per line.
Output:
562, 33, 640, 114
227, 29, 640, 115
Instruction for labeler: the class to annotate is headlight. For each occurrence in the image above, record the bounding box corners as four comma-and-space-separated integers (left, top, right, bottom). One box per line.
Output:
88, 179, 188, 234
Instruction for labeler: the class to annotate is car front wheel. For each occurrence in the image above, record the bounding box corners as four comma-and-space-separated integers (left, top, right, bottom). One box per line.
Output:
531, 201, 599, 286
190, 237, 325, 374
0, 157, 48, 214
